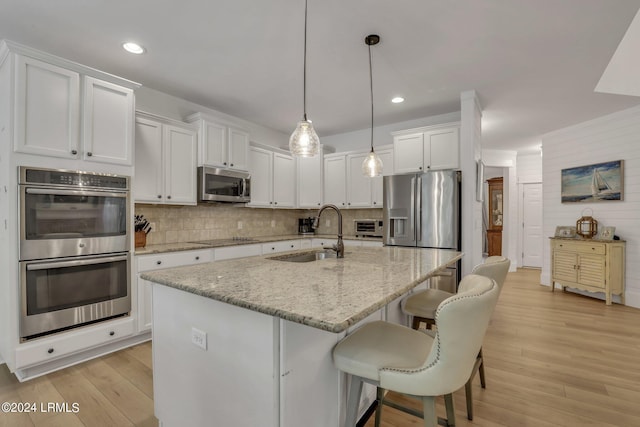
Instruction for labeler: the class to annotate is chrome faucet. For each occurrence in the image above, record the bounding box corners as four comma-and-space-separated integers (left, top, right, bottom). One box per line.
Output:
313, 204, 344, 258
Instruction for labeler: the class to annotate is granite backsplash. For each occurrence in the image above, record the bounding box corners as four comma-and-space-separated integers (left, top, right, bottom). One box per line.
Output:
135, 204, 382, 245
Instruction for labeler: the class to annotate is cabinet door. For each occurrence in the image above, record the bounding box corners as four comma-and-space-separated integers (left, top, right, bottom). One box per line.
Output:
202, 120, 227, 167
14, 55, 80, 158
324, 156, 346, 207
371, 148, 393, 207
297, 152, 323, 208
164, 124, 197, 205
347, 153, 372, 207
273, 153, 295, 207
228, 127, 250, 170
425, 127, 459, 170
393, 133, 423, 173
248, 147, 273, 207
134, 117, 163, 203
82, 76, 134, 165
553, 250, 577, 283
577, 253, 606, 289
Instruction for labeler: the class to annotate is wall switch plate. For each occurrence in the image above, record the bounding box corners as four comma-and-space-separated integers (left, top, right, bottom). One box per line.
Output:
191, 327, 207, 350
325, 219, 331, 227
237, 221, 243, 230
150, 222, 156, 233
271, 220, 276, 228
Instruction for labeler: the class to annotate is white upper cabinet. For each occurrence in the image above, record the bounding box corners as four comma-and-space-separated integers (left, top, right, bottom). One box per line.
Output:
296, 148, 324, 209
393, 123, 459, 173
323, 154, 347, 207
134, 112, 197, 205
82, 76, 134, 165
187, 113, 250, 171
324, 146, 393, 209
14, 55, 80, 158
11, 51, 137, 166
371, 147, 394, 207
347, 152, 372, 208
248, 145, 295, 208
424, 127, 459, 170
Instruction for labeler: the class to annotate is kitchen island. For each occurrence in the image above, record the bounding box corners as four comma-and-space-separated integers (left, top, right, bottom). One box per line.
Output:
141, 246, 462, 427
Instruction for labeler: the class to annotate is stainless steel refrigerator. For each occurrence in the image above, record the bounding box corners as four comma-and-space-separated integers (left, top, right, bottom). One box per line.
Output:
383, 170, 461, 291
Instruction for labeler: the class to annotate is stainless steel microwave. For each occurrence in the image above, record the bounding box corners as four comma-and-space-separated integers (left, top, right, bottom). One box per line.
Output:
197, 166, 251, 203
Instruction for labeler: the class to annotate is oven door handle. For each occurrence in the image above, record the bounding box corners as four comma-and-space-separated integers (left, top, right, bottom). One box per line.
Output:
26, 254, 128, 271
25, 188, 127, 198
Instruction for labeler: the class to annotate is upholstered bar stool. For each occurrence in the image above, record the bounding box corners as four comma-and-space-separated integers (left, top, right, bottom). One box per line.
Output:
402, 256, 510, 421
333, 274, 500, 427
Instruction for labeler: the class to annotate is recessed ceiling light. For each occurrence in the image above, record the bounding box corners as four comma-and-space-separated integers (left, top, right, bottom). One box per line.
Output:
391, 97, 404, 104
122, 42, 145, 54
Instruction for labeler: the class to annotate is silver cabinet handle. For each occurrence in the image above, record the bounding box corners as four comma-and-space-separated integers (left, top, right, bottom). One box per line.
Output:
26, 188, 127, 198
27, 254, 128, 270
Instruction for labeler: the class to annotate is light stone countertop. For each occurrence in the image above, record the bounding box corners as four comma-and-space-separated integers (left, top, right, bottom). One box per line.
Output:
134, 234, 383, 255
140, 246, 463, 333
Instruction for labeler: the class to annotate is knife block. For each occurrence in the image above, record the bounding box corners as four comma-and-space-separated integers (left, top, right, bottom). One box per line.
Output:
135, 231, 147, 248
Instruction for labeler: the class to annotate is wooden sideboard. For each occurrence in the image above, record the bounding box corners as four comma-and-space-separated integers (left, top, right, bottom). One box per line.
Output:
550, 237, 625, 305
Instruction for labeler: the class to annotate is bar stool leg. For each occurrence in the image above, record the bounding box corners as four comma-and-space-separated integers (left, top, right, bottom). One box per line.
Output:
444, 393, 456, 426
421, 396, 438, 427
345, 376, 363, 427
374, 387, 384, 427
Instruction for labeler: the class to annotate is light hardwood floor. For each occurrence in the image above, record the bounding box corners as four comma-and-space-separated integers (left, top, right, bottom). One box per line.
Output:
1, 268, 640, 426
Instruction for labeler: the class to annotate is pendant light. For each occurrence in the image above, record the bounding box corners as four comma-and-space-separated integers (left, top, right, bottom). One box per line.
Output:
289, 0, 320, 157
362, 34, 383, 177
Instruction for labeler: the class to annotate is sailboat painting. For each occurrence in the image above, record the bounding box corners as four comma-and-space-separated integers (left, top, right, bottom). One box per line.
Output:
561, 160, 623, 203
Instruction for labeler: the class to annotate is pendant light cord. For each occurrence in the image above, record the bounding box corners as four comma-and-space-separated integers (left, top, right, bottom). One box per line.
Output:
303, 0, 308, 121
369, 43, 374, 152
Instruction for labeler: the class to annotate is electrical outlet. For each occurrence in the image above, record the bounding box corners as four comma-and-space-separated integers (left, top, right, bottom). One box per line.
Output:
325, 219, 331, 227
150, 222, 156, 232
271, 220, 276, 228
237, 221, 243, 230
191, 327, 207, 350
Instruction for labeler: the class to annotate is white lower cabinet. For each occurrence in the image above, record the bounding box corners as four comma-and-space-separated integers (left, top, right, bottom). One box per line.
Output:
214, 244, 262, 261
262, 240, 301, 254
135, 249, 213, 332
15, 317, 135, 370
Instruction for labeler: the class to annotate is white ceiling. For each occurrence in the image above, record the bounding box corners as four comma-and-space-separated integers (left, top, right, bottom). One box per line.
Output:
2, 0, 640, 153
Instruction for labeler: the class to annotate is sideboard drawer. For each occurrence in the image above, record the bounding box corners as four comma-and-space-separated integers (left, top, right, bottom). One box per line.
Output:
553, 241, 605, 255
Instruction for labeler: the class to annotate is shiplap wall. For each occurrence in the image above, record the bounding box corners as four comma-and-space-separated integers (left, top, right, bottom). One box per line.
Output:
517, 153, 542, 183
541, 105, 640, 308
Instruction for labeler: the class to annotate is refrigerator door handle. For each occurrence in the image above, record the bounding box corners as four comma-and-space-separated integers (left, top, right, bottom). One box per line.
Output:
416, 176, 422, 242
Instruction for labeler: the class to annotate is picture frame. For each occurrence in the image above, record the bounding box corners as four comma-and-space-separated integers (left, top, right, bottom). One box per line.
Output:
596, 226, 615, 240
561, 160, 623, 203
555, 226, 576, 238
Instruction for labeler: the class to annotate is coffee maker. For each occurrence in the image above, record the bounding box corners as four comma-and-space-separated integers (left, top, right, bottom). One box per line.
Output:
298, 217, 315, 235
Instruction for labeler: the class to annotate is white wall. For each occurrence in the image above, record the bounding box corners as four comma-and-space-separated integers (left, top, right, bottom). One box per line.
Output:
541, 105, 640, 308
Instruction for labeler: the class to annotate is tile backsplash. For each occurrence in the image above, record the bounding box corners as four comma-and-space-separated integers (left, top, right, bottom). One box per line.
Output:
135, 204, 382, 245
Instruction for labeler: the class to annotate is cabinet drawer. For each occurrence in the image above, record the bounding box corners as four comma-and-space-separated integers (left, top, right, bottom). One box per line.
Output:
553, 241, 605, 255
262, 240, 301, 254
137, 249, 213, 272
215, 244, 262, 261
15, 317, 135, 369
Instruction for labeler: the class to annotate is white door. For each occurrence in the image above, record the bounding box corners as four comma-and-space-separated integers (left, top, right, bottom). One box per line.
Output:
522, 183, 543, 267
228, 127, 250, 170
248, 147, 273, 207
272, 153, 295, 207
323, 155, 346, 207
134, 117, 163, 203
297, 151, 323, 208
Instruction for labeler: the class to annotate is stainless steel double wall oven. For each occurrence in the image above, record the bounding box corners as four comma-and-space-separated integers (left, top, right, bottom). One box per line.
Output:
18, 167, 131, 340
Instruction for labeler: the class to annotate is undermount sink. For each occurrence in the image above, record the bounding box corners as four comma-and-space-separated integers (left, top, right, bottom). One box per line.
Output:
268, 250, 338, 263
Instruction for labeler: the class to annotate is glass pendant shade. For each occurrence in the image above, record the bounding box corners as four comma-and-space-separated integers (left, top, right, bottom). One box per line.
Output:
362, 149, 383, 177
289, 119, 320, 157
